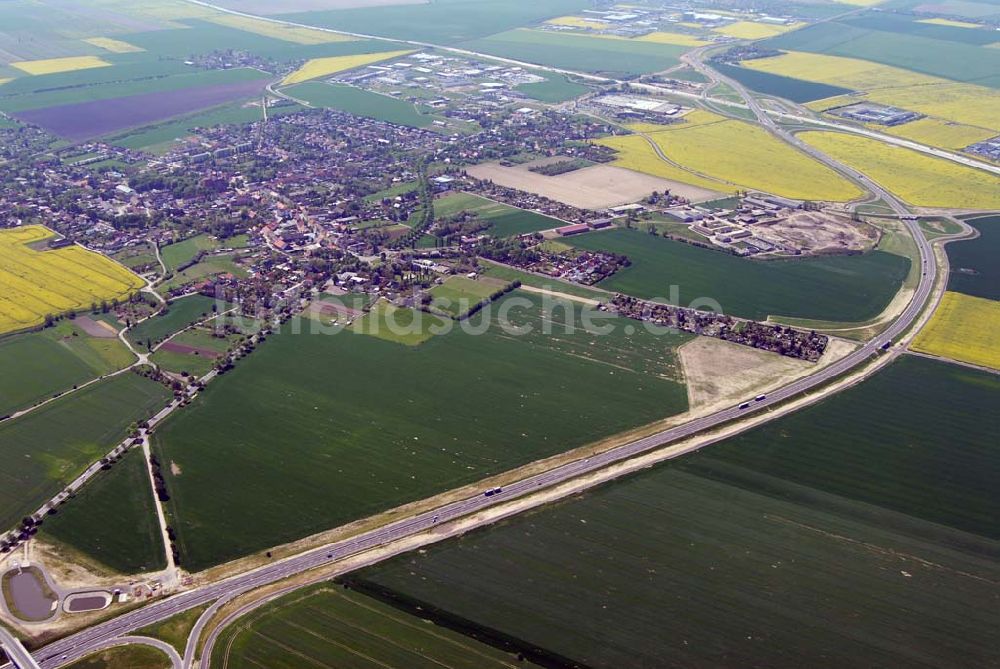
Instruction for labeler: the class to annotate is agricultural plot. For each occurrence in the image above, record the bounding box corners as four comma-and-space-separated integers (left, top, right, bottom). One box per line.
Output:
0, 320, 133, 418
912, 292, 1000, 370
428, 276, 511, 318
713, 21, 805, 39
570, 228, 909, 322
282, 49, 414, 85
127, 295, 222, 350
711, 62, 852, 103
159, 255, 246, 292
464, 29, 687, 77
210, 585, 535, 669
599, 116, 864, 201
882, 117, 996, 150
359, 356, 1000, 669
285, 82, 435, 127
275, 0, 591, 44
947, 214, 1000, 301
0, 226, 143, 336
205, 13, 356, 44
798, 132, 1000, 209
350, 301, 449, 346
41, 450, 165, 574
153, 292, 691, 569
434, 192, 564, 237
762, 21, 1000, 86
151, 327, 238, 378
160, 233, 220, 271
11, 56, 110, 76
83, 37, 143, 54
843, 13, 999, 46
0, 372, 171, 532
515, 72, 590, 103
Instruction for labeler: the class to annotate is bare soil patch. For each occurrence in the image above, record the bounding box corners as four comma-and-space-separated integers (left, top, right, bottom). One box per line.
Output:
309, 301, 363, 319
74, 315, 117, 338
757, 211, 879, 255
159, 342, 219, 358
467, 162, 720, 209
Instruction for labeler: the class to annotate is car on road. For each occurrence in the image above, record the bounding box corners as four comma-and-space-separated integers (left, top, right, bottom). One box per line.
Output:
739, 402, 751, 409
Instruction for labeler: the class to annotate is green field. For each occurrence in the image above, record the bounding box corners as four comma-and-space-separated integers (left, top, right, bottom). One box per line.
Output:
128, 295, 221, 350
0, 373, 171, 532
516, 72, 590, 103
358, 356, 1000, 668
151, 327, 238, 378
713, 62, 852, 102
435, 192, 563, 237
428, 276, 510, 318
66, 645, 171, 669
0, 320, 133, 418
159, 255, 247, 292
154, 292, 691, 569
285, 82, 435, 127
948, 215, 1000, 301
478, 260, 607, 301
159, 234, 219, 271
41, 450, 165, 574
137, 604, 211, 656
570, 228, 910, 321
844, 13, 1000, 46
276, 0, 590, 44
210, 584, 539, 669
465, 30, 687, 77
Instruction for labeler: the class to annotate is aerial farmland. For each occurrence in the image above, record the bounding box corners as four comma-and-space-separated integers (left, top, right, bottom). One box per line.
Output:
0, 0, 997, 666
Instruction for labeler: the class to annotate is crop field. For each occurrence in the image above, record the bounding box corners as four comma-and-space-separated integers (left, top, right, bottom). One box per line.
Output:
600, 117, 863, 201
843, 13, 999, 46
151, 327, 237, 378
713, 21, 805, 39
882, 117, 996, 150
0, 226, 144, 336
160, 233, 220, 270
763, 21, 1000, 86
0, 320, 133, 418
798, 132, 1000, 209
570, 228, 909, 322
206, 14, 355, 44
947, 215, 1000, 300
711, 62, 851, 102
159, 255, 247, 292
13, 77, 269, 141
127, 295, 222, 350
515, 72, 590, 103
359, 356, 1000, 669
11, 56, 110, 76
282, 49, 414, 85
274, 0, 591, 44
742, 50, 938, 90
82, 37, 144, 54
547, 15, 610, 30
0, 372, 171, 532
350, 301, 450, 346
210, 585, 535, 669
464, 29, 687, 77
153, 292, 691, 569
285, 82, 435, 127
912, 292, 1000, 370
41, 450, 165, 574
428, 276, 511, 318
628, 31, 709, 47
919, 18, 985, 28
434, 192, 564, 237
478, 261, 606, 301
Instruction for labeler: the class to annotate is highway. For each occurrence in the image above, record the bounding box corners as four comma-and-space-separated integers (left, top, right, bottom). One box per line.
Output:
0, 626, 40, 669
2, 7, 940, 668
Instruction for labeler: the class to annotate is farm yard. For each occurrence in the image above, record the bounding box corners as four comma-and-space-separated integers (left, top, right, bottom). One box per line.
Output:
0, 320, 133, 418
152, 292, 691, 570
209, 585, 534, 669
912, 292, 1000, 370
0, 226, 143, 336
357, 356, 1000, 669
40, 450, 166, 574
798, 132, 1000, 210
569, 228, 909, 322
0, 372, 171, 533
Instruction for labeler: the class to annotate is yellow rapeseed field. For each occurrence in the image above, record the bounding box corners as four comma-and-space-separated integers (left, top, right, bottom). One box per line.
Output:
633, 31, 710, 47
0, 226, 144, 335
11, 56, 111, 76
912, 292, 1000, 371
743, 51, 937, 90
282, 50, 414, 85
84, 37, 144, 53
799, 131, 1000, 209
207, 15, 354, 45
880, 117, 996, 151
600, 116, 862, 201
713, 21, 805, 39
917, 18, 983, 28
546, 16, 611, 30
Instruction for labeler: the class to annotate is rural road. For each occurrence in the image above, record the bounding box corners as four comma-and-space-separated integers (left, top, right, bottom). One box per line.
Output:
1, 6, 943, 668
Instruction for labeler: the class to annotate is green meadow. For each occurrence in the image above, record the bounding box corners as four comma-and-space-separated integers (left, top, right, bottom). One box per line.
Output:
434, 192, 563, 237
128, 295, 221, 349
284, 82, 436, 128
153, 292, 691, 569
359, 356, 1000, 668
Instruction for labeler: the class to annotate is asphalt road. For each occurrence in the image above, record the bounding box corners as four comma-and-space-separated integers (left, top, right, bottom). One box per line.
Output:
4, 9, 938, 669
0, 626, 40, 669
